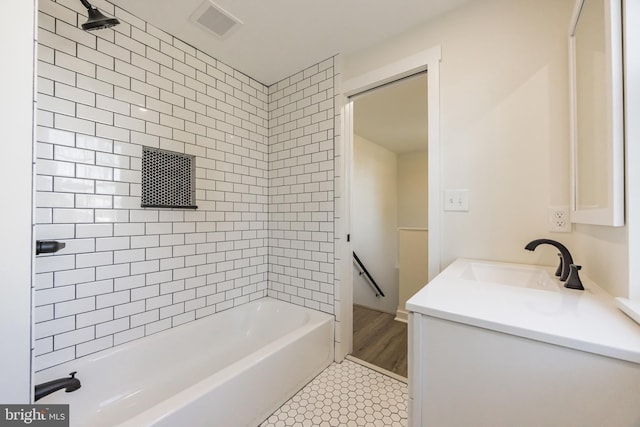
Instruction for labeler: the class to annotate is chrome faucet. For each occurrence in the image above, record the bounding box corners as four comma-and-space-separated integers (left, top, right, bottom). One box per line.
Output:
34, 372, 81, 402
524, 239, 584, 291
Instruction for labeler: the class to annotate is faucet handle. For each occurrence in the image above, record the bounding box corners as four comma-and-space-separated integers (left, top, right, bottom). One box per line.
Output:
564, 264, 585, 290
554, 253, 563, 277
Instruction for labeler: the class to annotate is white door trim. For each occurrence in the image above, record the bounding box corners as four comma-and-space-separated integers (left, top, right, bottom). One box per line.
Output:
336, 46, 442, 360
0, 0, 35, 402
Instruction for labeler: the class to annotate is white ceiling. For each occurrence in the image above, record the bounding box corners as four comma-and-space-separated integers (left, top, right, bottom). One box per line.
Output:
354, 73, 428, 154
108, 0, 470, 86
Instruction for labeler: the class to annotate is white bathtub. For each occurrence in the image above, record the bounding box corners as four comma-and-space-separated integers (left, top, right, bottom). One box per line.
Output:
35, 298, 334, 427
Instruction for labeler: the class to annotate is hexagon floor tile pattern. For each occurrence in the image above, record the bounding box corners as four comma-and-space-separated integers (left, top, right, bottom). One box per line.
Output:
260, 359, 408, 427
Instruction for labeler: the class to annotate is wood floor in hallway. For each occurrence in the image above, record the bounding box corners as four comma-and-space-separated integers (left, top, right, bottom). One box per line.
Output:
352, 304, 408, 378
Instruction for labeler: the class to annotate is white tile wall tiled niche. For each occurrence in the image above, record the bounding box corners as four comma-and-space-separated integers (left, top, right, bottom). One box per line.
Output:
35, 0, 276, 372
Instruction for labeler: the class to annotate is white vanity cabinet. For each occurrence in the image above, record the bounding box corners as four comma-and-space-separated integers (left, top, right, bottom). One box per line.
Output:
407, 259, 640, 427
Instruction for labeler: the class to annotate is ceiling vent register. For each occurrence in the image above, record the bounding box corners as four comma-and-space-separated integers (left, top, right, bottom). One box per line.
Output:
141, 147, 197, 209
190, 0, 243, 39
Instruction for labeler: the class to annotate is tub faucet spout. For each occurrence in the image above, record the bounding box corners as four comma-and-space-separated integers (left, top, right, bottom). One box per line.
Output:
524, 239, 574, 282
34, 372, 81, 402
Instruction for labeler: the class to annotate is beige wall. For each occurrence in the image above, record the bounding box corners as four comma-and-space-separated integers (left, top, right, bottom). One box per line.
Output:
398, 152, 428, 228
344, 0, 629, 296
352, 135, 399, 314
352, 142, 427, 313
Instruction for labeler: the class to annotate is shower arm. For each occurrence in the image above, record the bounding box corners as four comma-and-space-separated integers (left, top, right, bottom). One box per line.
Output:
79, 0, 94, 10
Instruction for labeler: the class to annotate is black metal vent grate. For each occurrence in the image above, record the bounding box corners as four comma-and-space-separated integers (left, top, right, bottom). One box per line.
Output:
141, 147, 197, 209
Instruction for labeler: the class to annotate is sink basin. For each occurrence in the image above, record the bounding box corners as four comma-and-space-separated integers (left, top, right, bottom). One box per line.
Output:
460, 261, 560, 291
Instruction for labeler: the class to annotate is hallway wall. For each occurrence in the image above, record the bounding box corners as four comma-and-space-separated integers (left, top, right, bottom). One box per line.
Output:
352, 135, 399, 314
397, 152, 428, 228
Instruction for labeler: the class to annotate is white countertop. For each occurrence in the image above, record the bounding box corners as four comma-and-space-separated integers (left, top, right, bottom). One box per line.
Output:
406, 258, 640, 364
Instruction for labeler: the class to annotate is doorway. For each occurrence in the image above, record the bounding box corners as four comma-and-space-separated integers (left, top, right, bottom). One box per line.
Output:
336, 46, 442, 368
349, 73, 428, 377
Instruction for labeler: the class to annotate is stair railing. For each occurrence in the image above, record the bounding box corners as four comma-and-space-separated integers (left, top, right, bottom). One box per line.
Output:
352, 251, 385, 298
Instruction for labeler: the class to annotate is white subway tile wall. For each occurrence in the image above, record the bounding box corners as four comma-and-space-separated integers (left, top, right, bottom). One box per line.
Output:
34, 0, 294, 372
267, 60, 337, 314
35, 0, 339, 372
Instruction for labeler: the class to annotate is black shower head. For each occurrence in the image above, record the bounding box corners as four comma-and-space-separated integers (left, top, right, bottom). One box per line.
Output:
79, 0, 120, 31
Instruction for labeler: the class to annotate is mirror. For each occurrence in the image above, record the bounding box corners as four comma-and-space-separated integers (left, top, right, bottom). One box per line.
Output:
569, 0, 624, 226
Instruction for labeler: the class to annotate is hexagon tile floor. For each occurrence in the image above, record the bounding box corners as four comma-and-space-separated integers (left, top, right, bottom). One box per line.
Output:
259, 359, 408, 427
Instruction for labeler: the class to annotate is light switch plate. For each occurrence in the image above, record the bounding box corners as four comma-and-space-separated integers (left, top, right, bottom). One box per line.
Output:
444, 189, 469, 211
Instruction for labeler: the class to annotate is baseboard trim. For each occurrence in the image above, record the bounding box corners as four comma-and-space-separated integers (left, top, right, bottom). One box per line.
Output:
394, 309, 408, 323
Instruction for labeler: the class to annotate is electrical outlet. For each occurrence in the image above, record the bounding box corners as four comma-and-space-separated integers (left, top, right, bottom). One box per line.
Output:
548, 206, 571, 232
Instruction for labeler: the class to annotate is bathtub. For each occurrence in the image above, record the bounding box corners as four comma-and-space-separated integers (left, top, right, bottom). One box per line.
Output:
35, 298, 334, 427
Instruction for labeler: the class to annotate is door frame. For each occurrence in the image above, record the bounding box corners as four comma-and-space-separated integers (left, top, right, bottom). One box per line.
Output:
336, 46, 442, 360
0, 0, 36, 402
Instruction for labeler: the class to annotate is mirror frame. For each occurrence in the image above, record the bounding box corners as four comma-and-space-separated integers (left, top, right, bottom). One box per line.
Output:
568, 0, 624, 226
